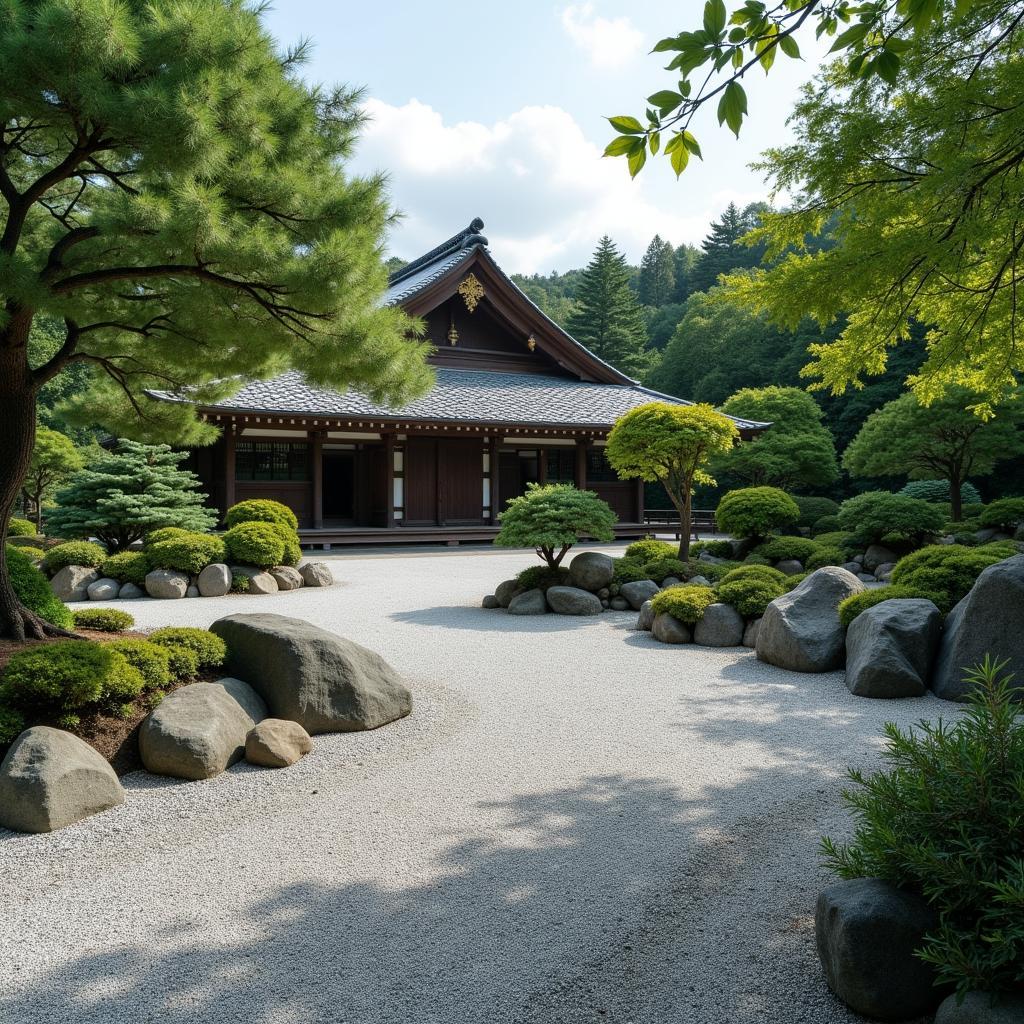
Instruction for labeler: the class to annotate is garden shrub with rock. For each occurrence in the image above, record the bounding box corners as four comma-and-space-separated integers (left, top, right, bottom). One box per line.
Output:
515, 565, 571, 592
979, 496, 1024, 532
837, 491, 945, 550
717, 574, 789, 617
888, 542, 1019, 613
149, 627, 227, 670
811, 514, 842, 536
223, 521, 286, 568
41, 540, 106, 575
72, 608, 134, 632
837, 585, 941, 628
791, 495, 840, 528
715, 486, 800, 540
224, 498, 299, 532
650, 585, 718, 625
101, 550, 151, 586
753, 536, 821, 564
146, 531, 226, 574
106, 638, 171, 691
624, 539, 676, 562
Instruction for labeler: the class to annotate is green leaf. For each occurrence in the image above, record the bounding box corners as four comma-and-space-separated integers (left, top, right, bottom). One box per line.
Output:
779, 34, 800, 58
717, 80, 748, 137
652, 35, 685, 53
703, 0, 727, 36
874, 49, 901, 85
682, 130, 703, 158
829, 22, 870, 53
648, 90, 683, 113
649, 131, 661, 155
670, 140, 690, 177
603, 135, 637, 157
627, 144, 647, 178
757, 36, 777, 73
608, 115, 645, 135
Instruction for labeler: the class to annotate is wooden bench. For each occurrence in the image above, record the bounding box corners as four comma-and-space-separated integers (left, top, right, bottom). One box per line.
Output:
642, 509, 717, 541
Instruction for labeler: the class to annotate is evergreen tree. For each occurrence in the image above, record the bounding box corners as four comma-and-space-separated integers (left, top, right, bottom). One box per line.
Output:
566, 237, 651, 377
638, 235, 676, 307
689, 203, 768, 294
46, 442, 218, 552
21, 427, 85, 533
672, 243, 700, 304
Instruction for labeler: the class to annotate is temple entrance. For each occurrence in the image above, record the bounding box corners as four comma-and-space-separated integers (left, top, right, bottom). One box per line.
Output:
322, 451, 355, 523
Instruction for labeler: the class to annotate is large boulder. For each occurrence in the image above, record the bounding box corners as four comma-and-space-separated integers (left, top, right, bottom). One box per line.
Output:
0, 727, 124, 833
230, 565, 278, 595
935, 991, 1024, 1024
139, 678, 266, 780
270, 566, 303, 591
145, 568, 189, 600
568, 551, 614, 592
816, 877, 942, 1021
693, 603, 745, 647
652, 613, 691, 644
86, 577, 120, 601
545, 586, 602, 616
50, 565, 99, 602
931, 554, 1024, 701
494, 579, 521, 608
245, 719, 313, 768
863, 544, 900, 573
118, 582, 144, 600
210, 613, 412, 733
845, 599, 942, 699
508, 588, 547, 615
197, 562, 231, 597
756, 567, 864, 673
636, 600, 655, 631
299, 561, 333, 587
620, 579, 659, 610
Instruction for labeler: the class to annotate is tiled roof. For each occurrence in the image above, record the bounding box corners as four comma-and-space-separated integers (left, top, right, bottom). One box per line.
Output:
152, 367, 766, 431
382, 246, 475, 306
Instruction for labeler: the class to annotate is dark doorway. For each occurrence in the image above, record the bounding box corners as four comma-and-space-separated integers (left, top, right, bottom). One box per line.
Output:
498, 449, 539, 515
323, 451, 355, 522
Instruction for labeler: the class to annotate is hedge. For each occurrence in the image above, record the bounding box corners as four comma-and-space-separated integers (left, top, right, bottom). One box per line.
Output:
72, 608, 135, 633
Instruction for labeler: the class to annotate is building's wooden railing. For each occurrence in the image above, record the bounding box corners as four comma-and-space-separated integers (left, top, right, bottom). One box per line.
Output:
642, 509, 717, 540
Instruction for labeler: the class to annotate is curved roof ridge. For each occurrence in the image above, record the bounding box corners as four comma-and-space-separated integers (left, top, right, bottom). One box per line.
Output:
388, 217, 488, 286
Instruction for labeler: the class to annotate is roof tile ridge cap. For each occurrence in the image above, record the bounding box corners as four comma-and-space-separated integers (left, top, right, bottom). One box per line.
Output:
387, 218, 486, 285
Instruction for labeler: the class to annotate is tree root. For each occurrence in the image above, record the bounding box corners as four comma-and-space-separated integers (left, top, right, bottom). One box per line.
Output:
5, 604, 82, 642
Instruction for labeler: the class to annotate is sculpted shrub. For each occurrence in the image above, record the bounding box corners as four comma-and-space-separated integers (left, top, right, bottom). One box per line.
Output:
979, 497, 1024, 531
837, 586, 943, 628
223, 521, 286, 568
791, 495, 840, 527
106, 639, 171, 691
101, 551, 151, 586
224, 499, 299, 532
837, 491, 945, 549
715, 487, 800, 540
889, 543, 1018, 613
149, 627, 226, 669
147, 532, 226, 574
753, 536, 821, 564
72, 608, 134, 633
6, 518, 35, 537
650, 584, 717, 625
41, 540, 106, 575
515, 565, 571, 592
717, 576, 787, 617
624, 539, 676, 562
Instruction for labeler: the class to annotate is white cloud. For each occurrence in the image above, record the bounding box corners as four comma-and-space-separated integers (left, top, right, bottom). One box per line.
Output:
356, 98, 714, 275
560, 3, 643, 69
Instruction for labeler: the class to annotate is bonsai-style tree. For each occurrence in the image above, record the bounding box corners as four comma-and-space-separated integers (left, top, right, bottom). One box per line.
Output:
21, 426, 85, 532
494, 484, 616, 569
714, 386, 838, 490
843, 391, 1024, 521
0, 1, 431, 639
46, 441, 217, 552
606, 402, 738, 561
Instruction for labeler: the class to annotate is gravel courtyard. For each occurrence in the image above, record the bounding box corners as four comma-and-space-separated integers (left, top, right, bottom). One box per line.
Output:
0, 546, 952, 1024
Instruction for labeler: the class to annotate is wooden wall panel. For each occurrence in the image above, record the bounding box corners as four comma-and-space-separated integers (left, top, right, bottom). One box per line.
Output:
404, 438, 438, 525
235, 481, 312, 527
592, 482, 637, 523
439, 439, 484, 525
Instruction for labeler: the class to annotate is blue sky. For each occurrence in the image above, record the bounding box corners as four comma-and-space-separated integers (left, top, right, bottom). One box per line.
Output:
262, 2, 828, 274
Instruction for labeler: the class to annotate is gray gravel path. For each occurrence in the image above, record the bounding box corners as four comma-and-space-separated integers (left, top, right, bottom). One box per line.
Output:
0, 548, 953, 1024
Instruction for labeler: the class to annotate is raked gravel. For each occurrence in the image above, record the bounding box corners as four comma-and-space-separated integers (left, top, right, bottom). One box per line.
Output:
0, 546, 952, 1024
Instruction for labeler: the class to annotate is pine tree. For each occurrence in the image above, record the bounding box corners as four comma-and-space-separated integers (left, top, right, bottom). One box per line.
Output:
638, 235, 676, 307
566, 237, 651, 377
689, 202, 768, 293
45, 442, 218, 552
672, 243, 700, 304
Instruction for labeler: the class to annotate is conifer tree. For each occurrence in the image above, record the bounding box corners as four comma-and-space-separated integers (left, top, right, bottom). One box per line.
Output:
672, 244, 700, 304
689, 203, 767, 293
566, 237, 651, 377
638, 235, 676, 308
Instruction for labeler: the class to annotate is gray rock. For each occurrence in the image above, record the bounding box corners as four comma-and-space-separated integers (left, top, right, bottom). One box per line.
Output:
508, 588, 547, 615
660, 576, 681, 588
863, 544, 899, 572
600, 599, 610, 609
621, 579, 660, 610
0, 727, 124, 834
742, 617, 761, 649
245, 719, 313, 768
609, 596, 629, 611
50, 565, 99, 603
687, 575, 711, 587
481, 594, 499, 609
145, 568, 189, 600
597, 587, 611, 599
139, 678, 267, 781
845, 599, 942, 699
299, 561, 333, 587
816, 877, 941, 1021
932, 554, 1024, 701
86, 577, 120, 601
842, 561, 862, 574
693, 603, 745, 647
857, 573, 877, 584
1016, 523, 1024, 542
270, 565, 303, 591
186, 585, 200, 598
776, 559, 804, 576
935, 991, 1024, 1024
568, 551, 614, 592
652, 613, 692, 644
545, 586, 602, 616
853, 554, 865, 566
874, 562, 896, 581
636, 600, 655, 631
939, 535, 956, 545
210, 613, 412, 733
974, 527, 1011, 544
698, 551, 727, 564
117, 582, 144, 600
494, 579, 521, 608
230, 565, 278, 595
756, 567, 864, 673
197, 562, 231, 598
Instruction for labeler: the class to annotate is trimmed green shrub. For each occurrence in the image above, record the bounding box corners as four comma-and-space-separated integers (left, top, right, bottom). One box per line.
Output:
689, 539, 734, 559
516, 565, 572, 591
643, 557, 689, 583
979, 497, 1024, 530
961, 502, 986, 519
741, 552, 773, 566
101, 550, 151, 586
898, 479, 982, 505
805, 547, 846, 571
6, 545, 74, 630
715, 487, 800, 540
106, 638, 171, 691
153, 642, 199, 680
837, 586, 943, 628
224, 498, 299, 532
821, 656, 1024, 997
144, 526, 190, 548
685, 559, 739, 582
147, 532, 226, 574
753, 536, 821, 564
0, 704, 26, 747
72, 608, 135, 633
7, 534, 48, 549
612, 557, 650, 586
223, 521, 285, 568
791, 496, 840, 527
811, 530, 855, 550
41, 540, 106, 575
624, 539, 676, 562
889, 542, 1018, 613
230, 572, 251, 594
6, 517, 35, 537
272, 523, 302, 567
837, 491, 946, 548
15, 546, 44, 560
650, 584, 718, 624
811, 514, 842, 535
718, 575, 788, 617
721, 563, 789, 586
149, 627, 226, 669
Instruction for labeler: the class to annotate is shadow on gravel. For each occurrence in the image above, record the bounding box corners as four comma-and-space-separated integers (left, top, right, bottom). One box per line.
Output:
1, 768, 863, 1024
389, 605, 600, 632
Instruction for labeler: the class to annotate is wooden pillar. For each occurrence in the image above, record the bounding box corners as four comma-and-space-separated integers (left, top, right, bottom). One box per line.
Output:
224, 422, 237, 515
635, 477, 645, 525
574, 439, 590, 490
488, 437, 500, 523
310, 428, 324, 529
384, 432, 396, 529
538, 447, 548, 485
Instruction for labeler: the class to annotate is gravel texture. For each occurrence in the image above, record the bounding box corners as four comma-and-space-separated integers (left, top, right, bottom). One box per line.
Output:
0, 546, 952, 1024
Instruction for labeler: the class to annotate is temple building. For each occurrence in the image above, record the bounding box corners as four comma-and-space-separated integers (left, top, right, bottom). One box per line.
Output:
155, 219, 766, 545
